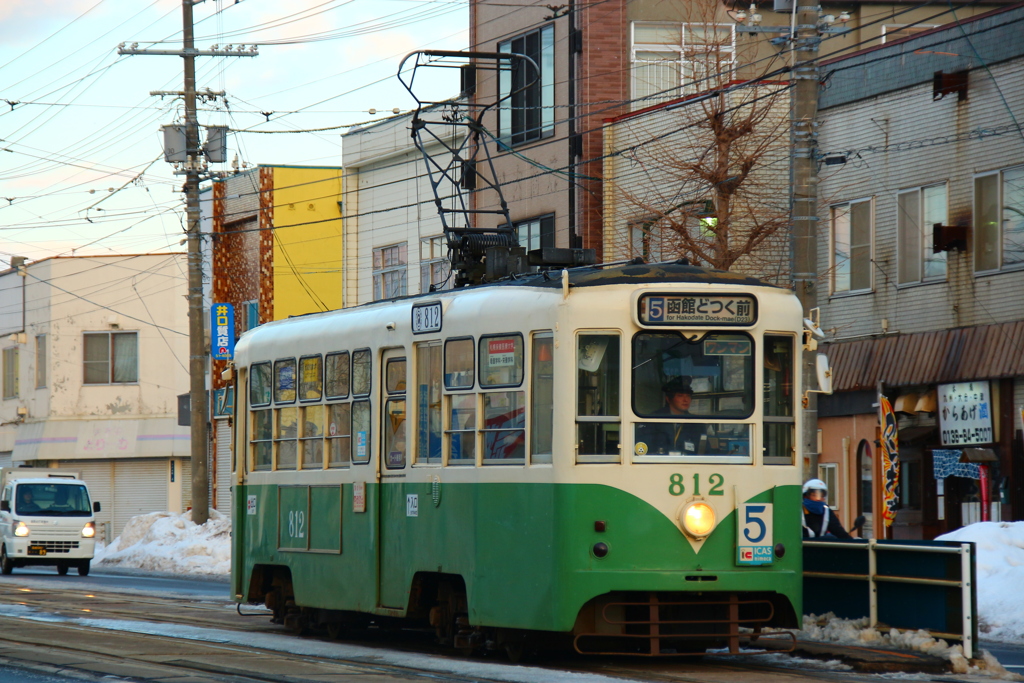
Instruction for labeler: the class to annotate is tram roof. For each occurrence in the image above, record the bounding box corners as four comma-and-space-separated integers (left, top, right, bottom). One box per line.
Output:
498, 261, 781, 290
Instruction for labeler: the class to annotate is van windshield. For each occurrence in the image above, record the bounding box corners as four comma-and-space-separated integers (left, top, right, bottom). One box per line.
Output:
16, 483, 91, 516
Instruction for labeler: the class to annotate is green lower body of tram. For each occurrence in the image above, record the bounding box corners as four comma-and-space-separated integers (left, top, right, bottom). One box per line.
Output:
232, 481, 802, 656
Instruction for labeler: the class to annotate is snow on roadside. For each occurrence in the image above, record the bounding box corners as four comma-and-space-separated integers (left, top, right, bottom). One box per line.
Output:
936, 522, 1024, 644
798, 614, 1020, 679
95, 509, 231, 576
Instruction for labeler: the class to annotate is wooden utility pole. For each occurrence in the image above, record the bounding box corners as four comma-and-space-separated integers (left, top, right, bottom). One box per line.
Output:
119, 2, 257, 525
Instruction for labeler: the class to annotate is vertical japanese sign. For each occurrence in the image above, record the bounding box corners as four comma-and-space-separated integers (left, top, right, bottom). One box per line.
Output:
879, 395, 900, 528
211, 303, 235, 360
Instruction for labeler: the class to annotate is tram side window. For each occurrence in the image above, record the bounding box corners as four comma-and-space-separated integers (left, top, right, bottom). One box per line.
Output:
576, 333, 621, 462
327, 403, 352, 467
764, 335, 795, 465
444, 338, 474, 389
352, 349, 372, 396
299, 355, 322, 401
479, 334, 524, 387
383, 358, 407, 469
326, 352, 350, 398
447, 394, 476, 465
531, 333, 554, 464
250, 362, 273, 471
276, 407, 298, 469
301, 404, 324, 469
352, 400, 371, 463
251, 408, 273, 470
274, 359, 296, 403
416, 342, 442, 464
482, 391, 526, 464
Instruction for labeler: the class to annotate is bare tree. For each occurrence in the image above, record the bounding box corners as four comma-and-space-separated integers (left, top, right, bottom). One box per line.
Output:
604, 5, 792, 283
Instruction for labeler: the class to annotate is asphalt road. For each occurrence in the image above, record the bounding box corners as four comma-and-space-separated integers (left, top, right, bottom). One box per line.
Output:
0, 565, 231, 599
0, 664, 90, 682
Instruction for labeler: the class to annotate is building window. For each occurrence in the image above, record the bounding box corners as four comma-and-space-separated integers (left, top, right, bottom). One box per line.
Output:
515, 215, 555, 254
630, 221, 669, 262
83, 332, 138, 384
3, 347, 18, 399
831, 198, 872, 293
975, 165, 1024, 272
499, 24, 555, 145
240, 300, 259, 331
35, 335, 46, 389
881, 24, 938, 43
897, 184, 947, 285
631, 22, 735, 107
373, 243, 407, 300
420, 236, 451, 292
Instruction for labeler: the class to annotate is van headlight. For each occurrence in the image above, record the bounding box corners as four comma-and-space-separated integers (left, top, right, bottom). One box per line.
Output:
680, 502, 716, 538
82, 522, 96, 539
14, 522, 29, 537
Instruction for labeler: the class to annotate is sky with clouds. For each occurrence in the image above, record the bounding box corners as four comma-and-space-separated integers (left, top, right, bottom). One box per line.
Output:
0, 0, 466, 264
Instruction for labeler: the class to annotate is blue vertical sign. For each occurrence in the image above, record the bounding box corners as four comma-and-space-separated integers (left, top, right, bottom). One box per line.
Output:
211, 303, 236, 360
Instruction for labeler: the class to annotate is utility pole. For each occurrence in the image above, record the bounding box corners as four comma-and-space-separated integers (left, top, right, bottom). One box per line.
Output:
792, 3, 821, 481
119, 2, 256, 525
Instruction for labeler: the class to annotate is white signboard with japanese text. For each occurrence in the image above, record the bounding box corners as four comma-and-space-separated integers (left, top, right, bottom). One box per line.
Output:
938, 381, 994, 446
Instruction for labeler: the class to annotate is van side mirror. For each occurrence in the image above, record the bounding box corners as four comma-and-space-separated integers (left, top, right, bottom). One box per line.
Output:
0, 501, 8, 512
93, 502, 101, 513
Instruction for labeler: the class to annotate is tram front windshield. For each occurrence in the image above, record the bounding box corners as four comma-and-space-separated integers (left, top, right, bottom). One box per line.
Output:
633, 332, 753, 457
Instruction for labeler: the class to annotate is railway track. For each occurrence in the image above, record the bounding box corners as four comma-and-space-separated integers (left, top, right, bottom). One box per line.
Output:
0, 582, 944, 683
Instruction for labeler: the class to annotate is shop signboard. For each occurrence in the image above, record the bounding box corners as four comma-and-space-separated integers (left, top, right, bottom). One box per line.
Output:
938, 381, 993, 446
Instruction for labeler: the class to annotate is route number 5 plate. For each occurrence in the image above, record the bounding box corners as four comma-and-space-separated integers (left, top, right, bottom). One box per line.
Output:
737, 503, 773, 565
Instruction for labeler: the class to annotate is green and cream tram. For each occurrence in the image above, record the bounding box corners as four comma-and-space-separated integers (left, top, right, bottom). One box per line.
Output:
229, 261, 807, 656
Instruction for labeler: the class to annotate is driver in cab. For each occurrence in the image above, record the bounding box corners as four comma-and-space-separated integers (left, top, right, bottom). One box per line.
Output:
639, 377, 707, 455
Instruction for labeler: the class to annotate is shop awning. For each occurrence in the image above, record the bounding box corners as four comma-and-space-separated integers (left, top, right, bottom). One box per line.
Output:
12, 418, 190, 462
824, 320, 1024, 391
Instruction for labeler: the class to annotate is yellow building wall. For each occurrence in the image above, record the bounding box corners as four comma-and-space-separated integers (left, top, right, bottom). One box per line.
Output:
271, 166, 344, 319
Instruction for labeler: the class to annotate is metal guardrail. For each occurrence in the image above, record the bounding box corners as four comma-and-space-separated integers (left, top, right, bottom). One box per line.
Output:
804, 539, 977, 659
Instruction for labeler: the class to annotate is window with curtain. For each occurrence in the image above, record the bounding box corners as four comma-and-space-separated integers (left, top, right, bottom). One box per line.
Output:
897, 184, 947, 285
631, 22, 735, 107
83, 332, 138, 384
831, 198, 873, 293
975, 165, 1024, 272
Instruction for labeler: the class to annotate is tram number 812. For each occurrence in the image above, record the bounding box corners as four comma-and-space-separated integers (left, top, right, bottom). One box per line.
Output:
668, 472, 725, 497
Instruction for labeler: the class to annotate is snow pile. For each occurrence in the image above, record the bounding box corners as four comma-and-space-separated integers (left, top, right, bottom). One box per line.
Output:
95, 509, 231, 576
799, 614, 1018, 678
936, 521, 1024, 643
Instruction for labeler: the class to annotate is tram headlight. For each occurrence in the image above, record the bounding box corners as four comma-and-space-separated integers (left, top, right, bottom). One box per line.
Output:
680, 502, 715, 538
13, 522, 29, 537
81, 522, 96, 539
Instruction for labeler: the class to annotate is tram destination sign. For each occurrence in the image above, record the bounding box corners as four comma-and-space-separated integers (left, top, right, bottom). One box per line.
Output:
639, 293, 757, 326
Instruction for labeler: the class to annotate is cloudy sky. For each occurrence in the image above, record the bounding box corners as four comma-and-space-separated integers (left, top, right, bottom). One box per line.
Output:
0, 0, 466, 264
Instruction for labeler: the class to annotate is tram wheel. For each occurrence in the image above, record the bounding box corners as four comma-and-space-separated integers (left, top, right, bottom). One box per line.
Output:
504, 641, 525, 663
78, 561, 90, 576
0, 547, 13, 575
57, 563, 69, 576
326, 622, 344, 640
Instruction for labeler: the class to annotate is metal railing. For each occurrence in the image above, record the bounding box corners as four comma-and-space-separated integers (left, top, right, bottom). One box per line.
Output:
804, 539, 976, 659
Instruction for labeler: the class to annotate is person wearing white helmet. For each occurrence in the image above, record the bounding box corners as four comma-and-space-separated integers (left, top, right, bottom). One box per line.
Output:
802, 479, 853, 539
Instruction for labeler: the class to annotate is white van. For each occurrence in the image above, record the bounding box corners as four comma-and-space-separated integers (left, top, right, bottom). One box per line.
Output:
0, 468, 100, 576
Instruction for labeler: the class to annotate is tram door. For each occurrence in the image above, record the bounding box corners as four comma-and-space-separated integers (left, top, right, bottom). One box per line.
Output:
377, 348, 408, 609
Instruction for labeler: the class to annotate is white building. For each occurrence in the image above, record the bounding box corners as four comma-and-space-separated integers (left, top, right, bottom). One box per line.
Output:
0, 254, 191, 542
342, 107, 464, 303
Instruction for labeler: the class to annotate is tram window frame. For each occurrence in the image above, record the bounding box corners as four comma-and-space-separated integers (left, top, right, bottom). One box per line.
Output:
415, 341, 443, 465
446, 392, 477, 466
763, 333, 796, 466
352, 348, 372, 397
478, 333, 525, 388
383, 357, 407, 469
274, 358, 297, 404
352, 400, 372, 464
531, 332, 554, 464
300, 404, 325, 469
576, 331, 622, 464
444, 337, 475, 390
276, 406, 299, 470
251, 406, 273, 471
326, 402, 352, 467
250, 362, 272, 407
325, 351, 351, 399
298, 355, 323, 402
631, 331, 755, 420
481, 389, 526, 465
